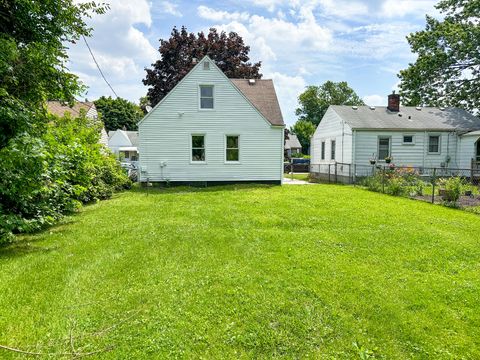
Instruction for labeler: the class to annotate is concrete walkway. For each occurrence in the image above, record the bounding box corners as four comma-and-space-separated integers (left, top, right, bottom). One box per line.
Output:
283, 177, 315, 185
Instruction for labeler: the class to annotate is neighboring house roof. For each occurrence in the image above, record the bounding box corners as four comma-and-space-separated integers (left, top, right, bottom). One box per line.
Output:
125, 131, 139, 147
331, 106, 480, 131
230, 79, 284, 126
285, 134, 302, 149
47, 101, 97, 118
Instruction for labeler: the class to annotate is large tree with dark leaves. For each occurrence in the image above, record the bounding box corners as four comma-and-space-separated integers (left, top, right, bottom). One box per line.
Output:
143, 26, 262, 106
399, 0, 480, 113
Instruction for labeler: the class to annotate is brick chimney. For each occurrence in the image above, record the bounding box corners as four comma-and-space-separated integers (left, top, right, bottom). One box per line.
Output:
388, 91, 400, 112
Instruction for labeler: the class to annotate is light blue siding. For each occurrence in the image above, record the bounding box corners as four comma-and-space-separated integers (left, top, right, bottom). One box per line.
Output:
138, 57, 284, 182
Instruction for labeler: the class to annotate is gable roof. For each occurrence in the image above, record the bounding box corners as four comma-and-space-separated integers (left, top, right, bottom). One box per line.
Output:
285, 134, 302, 149
230, 79, 284, 126
331, 106, 480, 131
125, 131, 139, 147
47, 101, 97, 119
139, 56, 285, 127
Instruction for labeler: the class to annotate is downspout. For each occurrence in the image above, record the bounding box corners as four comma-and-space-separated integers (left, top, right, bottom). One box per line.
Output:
352, 130, 356, 166
423, 131, 427, 168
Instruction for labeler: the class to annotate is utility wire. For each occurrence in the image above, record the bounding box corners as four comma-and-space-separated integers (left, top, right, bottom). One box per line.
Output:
82, 35, 119, 98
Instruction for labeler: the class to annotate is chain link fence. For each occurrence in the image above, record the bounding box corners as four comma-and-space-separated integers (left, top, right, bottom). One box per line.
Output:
310, 163, 480, 205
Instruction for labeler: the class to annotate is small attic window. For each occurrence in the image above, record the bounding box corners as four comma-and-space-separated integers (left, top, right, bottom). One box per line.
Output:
203, 61, 210, 70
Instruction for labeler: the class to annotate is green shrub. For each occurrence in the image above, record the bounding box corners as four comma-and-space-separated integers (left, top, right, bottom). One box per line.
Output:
386, 176, 407, 196
0, 113, 130, 244
440, 177, 464, 204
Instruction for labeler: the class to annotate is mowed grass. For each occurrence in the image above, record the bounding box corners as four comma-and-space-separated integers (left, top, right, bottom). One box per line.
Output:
1, 185, 480, 359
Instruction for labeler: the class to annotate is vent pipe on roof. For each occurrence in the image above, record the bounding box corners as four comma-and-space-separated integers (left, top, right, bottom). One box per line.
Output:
192, 57, 197, 64
370, 106, 376, 110
352, 106, 358, 110
248, 79, 256, 85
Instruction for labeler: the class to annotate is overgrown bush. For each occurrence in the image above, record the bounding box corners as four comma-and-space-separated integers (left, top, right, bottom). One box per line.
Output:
439, 177, 464, 204
0, 113, 130, 244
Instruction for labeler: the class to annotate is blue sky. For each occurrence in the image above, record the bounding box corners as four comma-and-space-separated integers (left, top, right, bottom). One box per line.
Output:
67, 0, 440, 125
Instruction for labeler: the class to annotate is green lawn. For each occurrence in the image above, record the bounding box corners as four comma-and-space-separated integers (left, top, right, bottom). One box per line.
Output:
284, 173, 310, 182
1, 185, 480, 359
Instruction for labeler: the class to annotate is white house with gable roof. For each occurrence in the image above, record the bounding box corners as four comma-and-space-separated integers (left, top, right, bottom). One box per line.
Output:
311, 92, 480, 172
138, 55, 285, 184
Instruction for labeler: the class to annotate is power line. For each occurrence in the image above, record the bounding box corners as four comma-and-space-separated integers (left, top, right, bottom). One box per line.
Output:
82, 35, 119, 98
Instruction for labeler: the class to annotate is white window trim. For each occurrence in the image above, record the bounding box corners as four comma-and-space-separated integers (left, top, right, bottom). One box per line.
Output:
427, 133, 441, 155
402, 134, 415, 145
190, 133, 207, 164
377, 136, 392, 161
198, 84, 215, 111
225, 134, 241, 164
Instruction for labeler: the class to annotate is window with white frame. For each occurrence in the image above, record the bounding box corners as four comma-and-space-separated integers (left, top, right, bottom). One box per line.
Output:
403, 134, 414, 144
331, 140, 336, 160
428, 135, 440, 153
321, 141, 326, 160
226, 135, 239, 162
199, 85, 214, 109
378, 136, 391, 160
191, 135, 205, 162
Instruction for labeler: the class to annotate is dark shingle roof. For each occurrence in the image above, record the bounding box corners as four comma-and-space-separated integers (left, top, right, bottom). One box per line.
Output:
331, 106, 480, 131
231, 79, 284, 126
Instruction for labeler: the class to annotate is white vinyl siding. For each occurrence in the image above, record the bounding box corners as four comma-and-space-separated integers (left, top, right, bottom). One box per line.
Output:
354, 131, 458, 168
139, 57, 283, 182
311, 108, 353, 164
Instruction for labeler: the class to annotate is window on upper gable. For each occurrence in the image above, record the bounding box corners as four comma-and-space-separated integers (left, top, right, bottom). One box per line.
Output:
200, 85, 214, 109
203, 61, 210, 70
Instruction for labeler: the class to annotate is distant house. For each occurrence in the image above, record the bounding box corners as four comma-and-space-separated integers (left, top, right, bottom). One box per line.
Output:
311, 93, 480, 170
108, 130, 139, 163
285, 134, 302, 158
138, 55, 285, 184
47, 101, 109, 146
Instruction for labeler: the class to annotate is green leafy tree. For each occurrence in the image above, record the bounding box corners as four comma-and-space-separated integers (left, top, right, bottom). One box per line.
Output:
296, 81, 365, 126
94, 96, 143, 131
144, 26, 262, 106
0, 0, 107, 147
291, 120, 316, 153
399, 0, 480, 112
139, 96, 150, 114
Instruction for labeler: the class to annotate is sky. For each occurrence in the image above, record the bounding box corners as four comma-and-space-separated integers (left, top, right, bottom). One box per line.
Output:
67, 0, 440, 126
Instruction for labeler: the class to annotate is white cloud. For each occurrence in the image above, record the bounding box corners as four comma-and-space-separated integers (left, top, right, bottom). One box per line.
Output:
268, 72, 307, 126
380, 0, 438, 18
198, 6, 250, 22
363, 94, 386, 106
316, 0, 369, 19
67, 0, 157, 102
158, 1, 182, 17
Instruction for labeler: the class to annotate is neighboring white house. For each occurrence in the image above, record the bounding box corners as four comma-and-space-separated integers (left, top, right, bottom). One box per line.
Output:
285, 134, 302, 158
138, 55, 285, 184
108, 130, 139, 163
47, 101, 109, 146
311, 93, 480, 171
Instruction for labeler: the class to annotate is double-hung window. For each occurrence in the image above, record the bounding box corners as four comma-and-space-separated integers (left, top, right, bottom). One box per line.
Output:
331, 140, 336, 160
191, 135, 205, 162
428, 135, 440, 154
321, 141, 326, 160
378, 136, 391, 160
199, 85, 214, 109
226, 135, 240, 162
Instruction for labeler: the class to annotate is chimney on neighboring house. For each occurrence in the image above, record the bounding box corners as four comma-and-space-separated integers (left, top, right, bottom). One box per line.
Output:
388, 91, 400, 112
